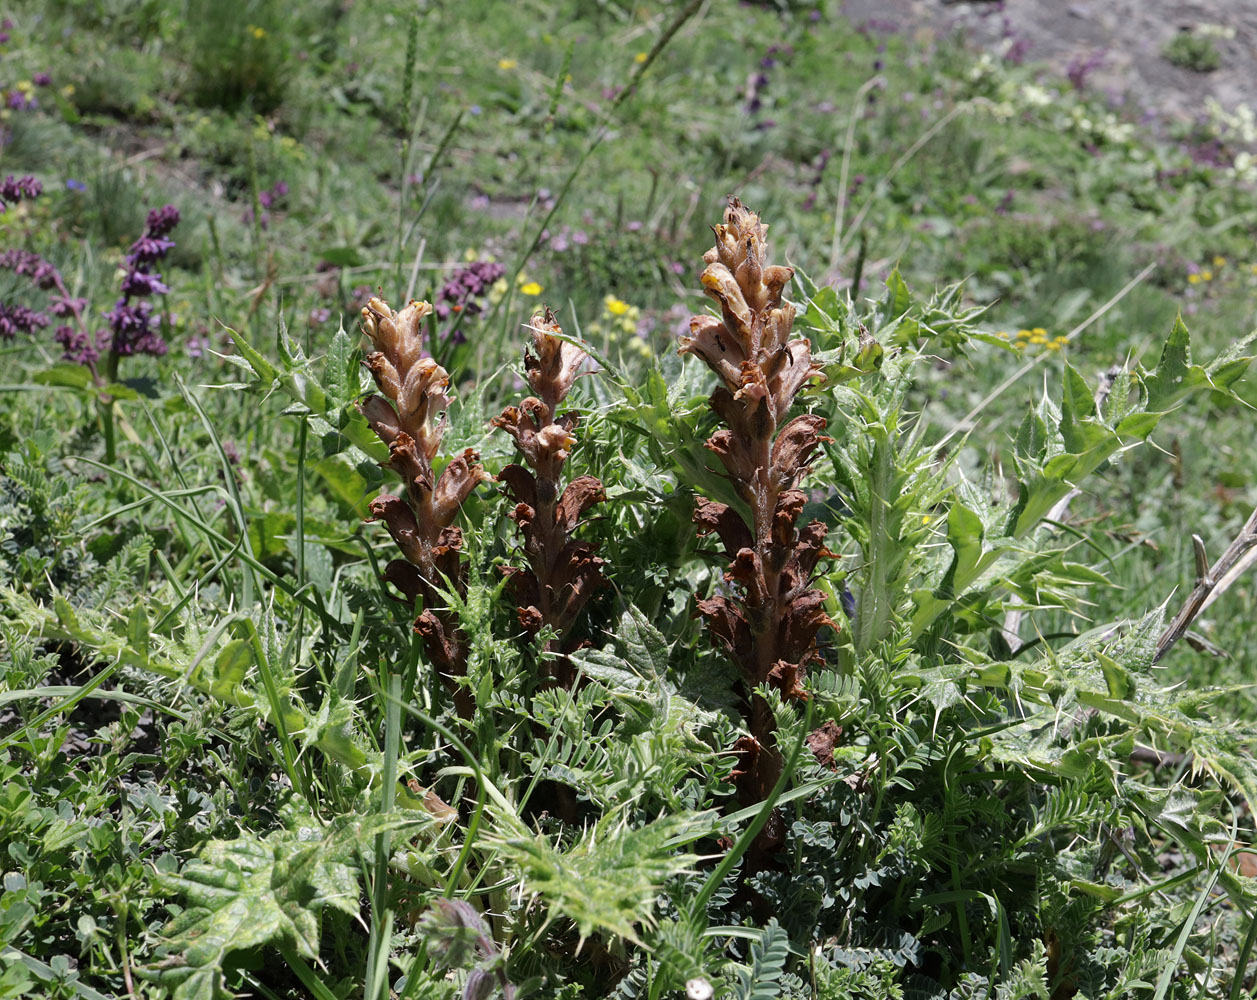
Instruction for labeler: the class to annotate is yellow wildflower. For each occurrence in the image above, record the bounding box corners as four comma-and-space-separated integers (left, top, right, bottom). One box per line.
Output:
463, 248, 479, 262
247, 24, 266, 39
520, 281, 543, 296
1213, 255, 1227, 268
634, 52, 648, 64
1029, 335, 1048, 345
1202, 269, 1214, 281
1032, 327, 1047, 336
498, 58, 518, 70
605, 295, 630, 316
1045, 341, 1061, 351
1188, 273, 1201, 285
1016, 329, 1031, 339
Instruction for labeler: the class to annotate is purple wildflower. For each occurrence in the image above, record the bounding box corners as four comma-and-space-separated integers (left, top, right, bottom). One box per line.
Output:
0, 303, 48, 339
0, 249, 59, 288
121, 270, 171, 297
127, 235, 175, 266
33, 72, 51, 87
55, 326, 103, 366
145, 204, 180, 237
0, 174, 42, 212
434, 259, 505, 344
103, 203, 179, 357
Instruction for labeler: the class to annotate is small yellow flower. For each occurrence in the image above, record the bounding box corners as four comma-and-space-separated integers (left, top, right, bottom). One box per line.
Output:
463, 248, 479, 262
1045, 341, 1061, 351
1032, 327, 1046, 336
1249, 264, 1257, 275
1053, 336, 1068, 345
1213, 255, 1227, 268
1202, 269, 1214, 281
1029, 335, 1048, 345
61, 84, 75, 97
995, 330, 1008, 339
1188, 273, 1202, 285
605, 295, 630, 316
16, 80, 33, 94
520, 281, 542, 296
1016, 329, 1032, 339
634, 52, 648, 64
246, 24, 266, 39
498, 58, 518, 70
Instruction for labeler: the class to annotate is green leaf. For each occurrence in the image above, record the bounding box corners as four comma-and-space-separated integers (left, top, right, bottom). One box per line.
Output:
729, 919, 791, 1000
207, 640, 251, 703
884, 267, 911, 321
140, 819, 409, 1000
1142, 314, 1193, 412
322, 323, 357, 410
491, 811, 711, 946
32, 364, 92, 390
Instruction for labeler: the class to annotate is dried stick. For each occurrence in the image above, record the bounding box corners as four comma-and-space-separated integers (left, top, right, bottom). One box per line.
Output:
1154, 506, 1257, 663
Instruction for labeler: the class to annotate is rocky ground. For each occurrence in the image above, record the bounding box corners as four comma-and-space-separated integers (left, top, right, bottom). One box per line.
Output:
840, 0, 1257, 122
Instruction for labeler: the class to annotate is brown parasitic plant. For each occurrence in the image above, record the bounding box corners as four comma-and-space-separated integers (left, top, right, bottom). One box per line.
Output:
358, 296, 491, 719
493, 307, 607, 686
679, 198, 836, 859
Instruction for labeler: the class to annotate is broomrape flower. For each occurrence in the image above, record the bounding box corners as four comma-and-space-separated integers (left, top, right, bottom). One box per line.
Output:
358, 297, 491, 719
679, 198, 834, 864
493, 307, 606, 685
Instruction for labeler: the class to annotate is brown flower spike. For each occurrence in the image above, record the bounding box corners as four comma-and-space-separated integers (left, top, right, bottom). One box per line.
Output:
493, 308, 606, 684
680, 199, 836, 858
358, 297, 491, 719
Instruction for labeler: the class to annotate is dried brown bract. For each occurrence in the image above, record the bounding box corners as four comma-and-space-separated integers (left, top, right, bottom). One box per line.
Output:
359, 297, 490, 718
680, 199, 836, 858
493, 308, 606, 684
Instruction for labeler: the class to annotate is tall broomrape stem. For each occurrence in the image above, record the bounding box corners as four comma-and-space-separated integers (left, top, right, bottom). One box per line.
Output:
358, 297, 490, 719
493, 308, 606, 686
679, 198, 836, 859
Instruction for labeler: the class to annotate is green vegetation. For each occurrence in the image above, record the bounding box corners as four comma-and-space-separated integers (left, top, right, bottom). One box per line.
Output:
1163, 31, 1223, 74
3, 2, 1257, 998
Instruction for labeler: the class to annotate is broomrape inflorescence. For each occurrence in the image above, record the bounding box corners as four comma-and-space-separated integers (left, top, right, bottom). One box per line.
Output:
493, 307, 606, 687
358, 297, 491, 719
679, 198, 836, 858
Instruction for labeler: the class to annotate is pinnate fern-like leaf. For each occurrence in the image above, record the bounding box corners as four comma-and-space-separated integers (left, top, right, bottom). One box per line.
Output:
728, 919, 791, 1000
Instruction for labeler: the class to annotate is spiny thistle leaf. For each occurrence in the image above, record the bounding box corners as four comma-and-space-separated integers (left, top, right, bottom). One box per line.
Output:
490, 811, 712, 945
138, 817, 415, 1000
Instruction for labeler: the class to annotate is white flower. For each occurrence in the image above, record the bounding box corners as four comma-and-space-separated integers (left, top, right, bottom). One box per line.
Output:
686, 978, 714, 1000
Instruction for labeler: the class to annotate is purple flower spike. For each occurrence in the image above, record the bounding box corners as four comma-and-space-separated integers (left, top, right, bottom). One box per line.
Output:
100, 202, 180, 357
